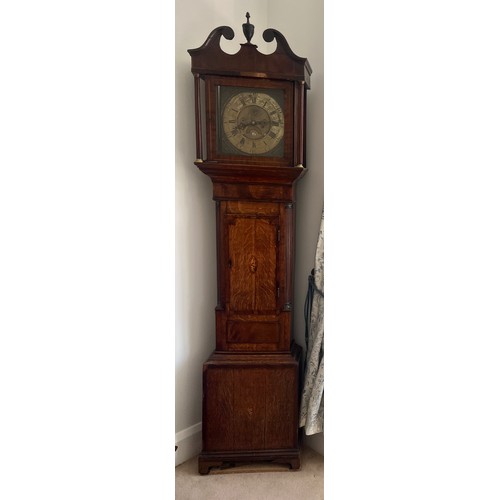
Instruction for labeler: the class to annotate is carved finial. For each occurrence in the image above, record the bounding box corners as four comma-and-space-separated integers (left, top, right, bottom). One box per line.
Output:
242, 12, 254, 44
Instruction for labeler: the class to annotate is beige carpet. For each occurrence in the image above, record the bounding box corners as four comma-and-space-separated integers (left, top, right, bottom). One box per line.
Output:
175, 446, 324, 500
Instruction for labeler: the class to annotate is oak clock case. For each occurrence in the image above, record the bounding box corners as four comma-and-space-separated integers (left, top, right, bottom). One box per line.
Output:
188, 14, 311, 475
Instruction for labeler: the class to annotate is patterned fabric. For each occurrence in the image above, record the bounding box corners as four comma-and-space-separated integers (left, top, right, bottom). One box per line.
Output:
299, 209, 324, 435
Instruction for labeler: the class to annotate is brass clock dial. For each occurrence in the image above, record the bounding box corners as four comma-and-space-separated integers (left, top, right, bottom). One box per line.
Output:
221, 91, 284, 155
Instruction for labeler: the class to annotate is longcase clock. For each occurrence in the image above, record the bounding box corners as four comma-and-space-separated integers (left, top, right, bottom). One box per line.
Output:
188, 13, 312, 474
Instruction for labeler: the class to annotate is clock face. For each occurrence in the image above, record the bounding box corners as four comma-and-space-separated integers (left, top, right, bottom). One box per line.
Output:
219, 89, 285, 156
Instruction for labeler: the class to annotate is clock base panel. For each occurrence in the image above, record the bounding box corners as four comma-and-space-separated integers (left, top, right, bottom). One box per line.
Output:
199, 345, 302, 474
198, 449, 301, 474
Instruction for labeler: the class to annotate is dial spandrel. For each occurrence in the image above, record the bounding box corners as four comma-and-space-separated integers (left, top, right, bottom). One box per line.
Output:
218, 87, 285, 157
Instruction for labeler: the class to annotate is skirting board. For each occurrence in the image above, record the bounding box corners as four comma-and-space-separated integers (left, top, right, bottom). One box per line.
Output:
175, 422, 202, 466
175, 423, 323, 465
304, 431, 324, 456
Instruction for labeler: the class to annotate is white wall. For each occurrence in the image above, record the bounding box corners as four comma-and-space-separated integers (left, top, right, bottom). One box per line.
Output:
175, 0, 324, 459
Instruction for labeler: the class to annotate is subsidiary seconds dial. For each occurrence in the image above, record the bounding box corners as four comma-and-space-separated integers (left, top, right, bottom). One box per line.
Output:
222, 91, 284, 155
